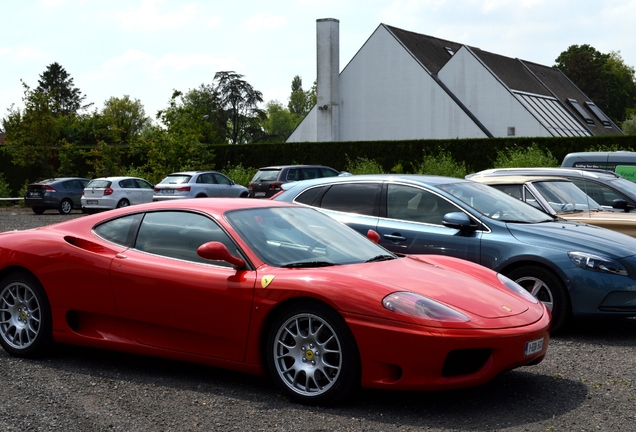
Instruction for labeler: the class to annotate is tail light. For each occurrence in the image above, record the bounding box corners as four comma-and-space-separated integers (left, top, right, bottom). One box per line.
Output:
44, 185, 57, 192
176, 186, 191, 192
269, 183, 283, 191
103, 187, 114, 196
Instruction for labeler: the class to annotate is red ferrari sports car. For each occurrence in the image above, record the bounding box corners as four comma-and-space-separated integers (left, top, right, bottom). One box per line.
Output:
0, 199, 550, 404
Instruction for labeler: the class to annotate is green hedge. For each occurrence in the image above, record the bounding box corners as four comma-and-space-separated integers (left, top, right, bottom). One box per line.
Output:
2, 135, 635, 196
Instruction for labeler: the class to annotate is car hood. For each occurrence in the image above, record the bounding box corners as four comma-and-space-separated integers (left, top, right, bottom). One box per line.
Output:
505, 220, 636, 259
343, 255, 531, 320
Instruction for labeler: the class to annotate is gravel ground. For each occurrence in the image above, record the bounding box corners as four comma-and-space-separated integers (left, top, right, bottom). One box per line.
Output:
0, 205, 635, 432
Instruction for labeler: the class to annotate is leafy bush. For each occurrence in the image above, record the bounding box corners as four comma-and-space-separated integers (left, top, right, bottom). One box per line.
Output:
221, 163, 257, 187
493, 143, 558, 168
415, 151, 467, 178
345, 156, 385, 174
0, 174, 13, 207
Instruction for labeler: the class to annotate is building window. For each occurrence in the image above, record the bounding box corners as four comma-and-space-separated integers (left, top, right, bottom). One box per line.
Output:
507, 127, 516, 136
585, 102, 612, 127
567, 98, 595, 125
444, 46, 455, 56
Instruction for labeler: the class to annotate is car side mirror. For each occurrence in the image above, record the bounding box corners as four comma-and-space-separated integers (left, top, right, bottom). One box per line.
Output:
442, 212, 475, 230
612, 199, 634, 213
197, 242, 246, 268
366, 229, 381, 244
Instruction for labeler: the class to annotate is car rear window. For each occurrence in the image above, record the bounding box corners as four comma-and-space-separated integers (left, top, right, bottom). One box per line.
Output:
251, 170, 281, 182
86, 180, 112, 188
160, 175, 192, 185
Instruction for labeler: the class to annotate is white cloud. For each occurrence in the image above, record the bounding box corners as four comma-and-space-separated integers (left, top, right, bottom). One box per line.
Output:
116, 0, 199, 31
244, 13, 287, 34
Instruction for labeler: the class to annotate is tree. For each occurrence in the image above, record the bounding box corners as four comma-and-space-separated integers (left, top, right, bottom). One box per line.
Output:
261, 101, 299, 142
1, 82, 59, 176
288, 75, 311, 116
102, 95, 149, 143
35, 62, 89, 116
213, 71, 265, 144
555, 45, 636, 123
158, 86, 226, 144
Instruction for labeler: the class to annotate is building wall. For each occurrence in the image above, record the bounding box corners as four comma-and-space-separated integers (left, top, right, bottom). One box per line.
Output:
338, 26, 487, 141
438, 47, 551, 138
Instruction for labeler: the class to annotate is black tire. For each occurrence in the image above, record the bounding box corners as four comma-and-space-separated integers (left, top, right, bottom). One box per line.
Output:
266, 302, 360, 405
58, 199, 73, 214
0, 271, 53, 358
32, 207, 45, 215
506, 265, 571, 333
116, 199, 130, 208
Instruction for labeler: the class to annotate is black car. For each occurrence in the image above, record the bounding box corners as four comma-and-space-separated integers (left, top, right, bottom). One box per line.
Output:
248, 165, 347, 198
24, 177, 89, 214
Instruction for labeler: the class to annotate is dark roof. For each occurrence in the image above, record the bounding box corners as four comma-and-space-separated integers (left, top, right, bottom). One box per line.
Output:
383, 24, 622, 136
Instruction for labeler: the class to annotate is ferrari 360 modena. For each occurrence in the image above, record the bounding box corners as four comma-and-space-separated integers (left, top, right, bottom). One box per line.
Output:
0, 199, 550, 404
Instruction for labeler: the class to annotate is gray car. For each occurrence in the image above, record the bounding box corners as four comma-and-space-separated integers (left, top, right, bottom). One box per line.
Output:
153, 171, 249, 201
24, 177, 89, 215
274, 174, 636, 332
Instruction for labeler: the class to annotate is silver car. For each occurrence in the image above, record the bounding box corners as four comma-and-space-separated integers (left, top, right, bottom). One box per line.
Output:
153, 171, 249, 201
82, 176, 154, 213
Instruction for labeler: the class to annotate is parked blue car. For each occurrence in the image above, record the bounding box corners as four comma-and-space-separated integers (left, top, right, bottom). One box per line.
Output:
274, 174, 636, 332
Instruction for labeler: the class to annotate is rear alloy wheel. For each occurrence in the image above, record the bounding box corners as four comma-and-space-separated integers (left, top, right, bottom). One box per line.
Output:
116, 199, 130, 208
507, 265, 570, 332
0, 271, 53, 358
59, 199, 73, 214
267, 302, 360, 405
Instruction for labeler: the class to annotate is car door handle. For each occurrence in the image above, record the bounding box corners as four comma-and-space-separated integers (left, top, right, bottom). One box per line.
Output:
383, 234, 406, 242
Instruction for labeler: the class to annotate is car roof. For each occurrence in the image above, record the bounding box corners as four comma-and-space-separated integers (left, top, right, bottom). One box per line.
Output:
167, 171, 220, 175
281, 174, 471, 191
90, 176, 144, 182
32, 177, 88, 184
257, 165, 336, 170
466, 167, 622, 180
470, 175, 574, 185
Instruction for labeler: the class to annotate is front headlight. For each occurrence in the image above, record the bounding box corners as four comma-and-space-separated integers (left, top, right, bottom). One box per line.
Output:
568, 252, 628, 276
382, 292, 470, 322
497, 273, 538, 304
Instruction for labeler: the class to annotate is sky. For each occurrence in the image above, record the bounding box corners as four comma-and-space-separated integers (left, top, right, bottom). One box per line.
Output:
2, 0, 635, 125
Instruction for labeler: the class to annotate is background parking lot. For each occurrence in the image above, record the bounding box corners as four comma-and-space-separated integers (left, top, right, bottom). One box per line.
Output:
0, 206, 634, 431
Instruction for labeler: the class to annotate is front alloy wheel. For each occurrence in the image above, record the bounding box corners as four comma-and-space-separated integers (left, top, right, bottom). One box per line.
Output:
267, 302, 359, 405
0, 272, 53, 357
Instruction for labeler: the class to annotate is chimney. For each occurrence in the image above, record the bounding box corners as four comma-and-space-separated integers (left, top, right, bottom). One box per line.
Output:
316, 18, 340, 142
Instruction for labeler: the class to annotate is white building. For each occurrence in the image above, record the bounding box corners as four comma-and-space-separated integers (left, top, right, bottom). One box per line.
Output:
287, 19, 623, 143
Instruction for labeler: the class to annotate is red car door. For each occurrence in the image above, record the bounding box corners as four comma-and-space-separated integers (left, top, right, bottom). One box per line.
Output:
109, 211, 257, 361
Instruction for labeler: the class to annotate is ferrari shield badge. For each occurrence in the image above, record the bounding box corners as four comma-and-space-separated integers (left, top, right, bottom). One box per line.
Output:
261, 275, 275, 288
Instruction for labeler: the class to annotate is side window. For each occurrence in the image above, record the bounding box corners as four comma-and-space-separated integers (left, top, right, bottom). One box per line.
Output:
136, 179, 153, 189
197, 174, 214, 184
387, 184, 445, 224
295, 185, 328, 206
571, 179, 624, 208
120, 179, 134, 188
319, 183, 379, 215
214, 173, 231, 185
134, 211, 239, 266
286, 169, 300, 181
320, 168, 340, 178
301, 169, 318, 180
93, 213, 144, 247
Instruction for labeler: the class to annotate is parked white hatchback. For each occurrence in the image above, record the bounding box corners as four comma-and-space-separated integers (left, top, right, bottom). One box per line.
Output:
82, 176, 154, 213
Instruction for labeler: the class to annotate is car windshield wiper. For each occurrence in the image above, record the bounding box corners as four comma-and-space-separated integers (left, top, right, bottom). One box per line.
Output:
281, 261, 337, 268
365, 254, 396, 263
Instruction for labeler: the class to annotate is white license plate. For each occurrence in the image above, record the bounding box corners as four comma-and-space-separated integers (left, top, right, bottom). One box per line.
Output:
163, 189, 174, 194
87, 200, 98, 205
255, 192, 266, 197
524, 337, 544, 356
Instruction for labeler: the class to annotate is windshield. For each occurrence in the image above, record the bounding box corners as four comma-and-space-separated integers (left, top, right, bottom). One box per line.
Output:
533, 180, 603, 213
439, 181, 554, 223
226, 206, 395, 267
